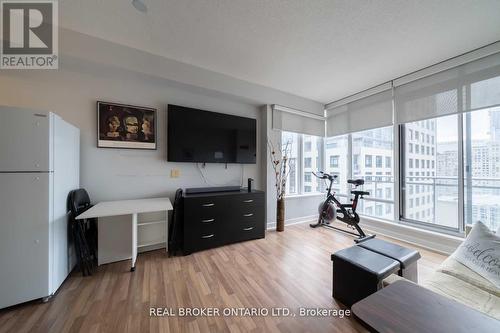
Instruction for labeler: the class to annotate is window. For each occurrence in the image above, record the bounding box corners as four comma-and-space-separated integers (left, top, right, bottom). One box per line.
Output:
282, 132, 324, 196
352, 126, 394, 220
304, 172, 312, 183
325, 135, 348, 194
330, 155, 339, 168
353, 155, 359, 171
302, 135, 323, 193
463, 107, 500, 232
365, 155, 372, 167
304, 141, 312, 152
401, 115, 459, 229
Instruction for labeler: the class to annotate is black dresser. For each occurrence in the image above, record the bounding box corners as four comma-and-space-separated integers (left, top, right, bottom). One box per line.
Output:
182, 190, 265, 254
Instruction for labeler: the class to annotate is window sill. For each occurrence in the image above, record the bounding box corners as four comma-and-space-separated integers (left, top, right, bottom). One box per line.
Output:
359, 215, 464, 255
284, 192, 325, 199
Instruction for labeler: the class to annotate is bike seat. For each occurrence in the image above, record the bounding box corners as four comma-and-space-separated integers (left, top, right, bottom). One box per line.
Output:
351, 190, 370, 196
347, 179, 365, 186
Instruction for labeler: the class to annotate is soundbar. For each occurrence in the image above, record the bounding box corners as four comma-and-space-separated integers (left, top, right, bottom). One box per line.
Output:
185, 186, 241, 194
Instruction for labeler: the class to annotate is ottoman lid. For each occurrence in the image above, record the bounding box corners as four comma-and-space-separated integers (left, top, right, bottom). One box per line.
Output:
358, 238, 421, 268
332, 246, 399, 280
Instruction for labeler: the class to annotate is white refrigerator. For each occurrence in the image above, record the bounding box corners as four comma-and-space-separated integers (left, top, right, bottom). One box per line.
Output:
0, 106, 80, 309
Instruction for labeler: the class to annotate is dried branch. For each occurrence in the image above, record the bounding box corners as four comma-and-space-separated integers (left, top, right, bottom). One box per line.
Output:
268, 136, 293, 200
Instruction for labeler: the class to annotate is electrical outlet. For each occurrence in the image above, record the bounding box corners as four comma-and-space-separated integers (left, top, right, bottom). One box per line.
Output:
170, 169, 180, 178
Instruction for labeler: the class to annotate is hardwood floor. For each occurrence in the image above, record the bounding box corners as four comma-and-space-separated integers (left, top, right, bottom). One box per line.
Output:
0, 223, 446, 333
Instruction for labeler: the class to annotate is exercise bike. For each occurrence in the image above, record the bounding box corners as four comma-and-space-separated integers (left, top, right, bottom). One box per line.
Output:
309, 171, 375, 243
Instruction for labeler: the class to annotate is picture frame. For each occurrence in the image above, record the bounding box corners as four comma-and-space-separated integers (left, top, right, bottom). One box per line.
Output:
97, 101, 157, 150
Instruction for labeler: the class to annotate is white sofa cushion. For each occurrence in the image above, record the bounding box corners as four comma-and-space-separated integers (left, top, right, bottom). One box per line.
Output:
451, 221, 500, 289
423, 257, 500, 320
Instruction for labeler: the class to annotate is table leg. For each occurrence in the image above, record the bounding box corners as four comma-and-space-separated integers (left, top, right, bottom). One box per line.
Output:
131, 213, 138, 272
165, 210, 169, 253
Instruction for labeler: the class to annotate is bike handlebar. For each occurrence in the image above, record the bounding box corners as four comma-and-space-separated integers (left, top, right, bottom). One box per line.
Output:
312, 171, 337, 180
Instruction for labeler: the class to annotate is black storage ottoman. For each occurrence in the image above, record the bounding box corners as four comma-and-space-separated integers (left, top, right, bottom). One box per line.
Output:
357, 238, 421, 282
331, 246, 399, 307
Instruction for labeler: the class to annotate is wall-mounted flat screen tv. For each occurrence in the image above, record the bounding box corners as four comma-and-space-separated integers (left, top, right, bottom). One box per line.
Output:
167, 105, 256, 164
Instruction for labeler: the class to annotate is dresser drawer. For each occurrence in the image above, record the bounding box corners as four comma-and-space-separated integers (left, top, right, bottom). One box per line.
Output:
238, 211, 261, 225
230, 219, 265, 242
231, 205, 264, 224
195, 218, 219, 235
184, 197, 225, 220
233, 193, 265, 210
185, 232, 221, 253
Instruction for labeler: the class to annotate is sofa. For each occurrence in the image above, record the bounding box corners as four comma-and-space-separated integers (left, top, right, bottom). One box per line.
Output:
385, 256, 500, 320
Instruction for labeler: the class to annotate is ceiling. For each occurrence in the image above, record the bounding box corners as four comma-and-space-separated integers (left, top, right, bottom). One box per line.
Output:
59, 0, 500, 104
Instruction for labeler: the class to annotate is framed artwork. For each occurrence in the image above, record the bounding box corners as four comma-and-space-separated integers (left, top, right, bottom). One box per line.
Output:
97, 101, 157, 150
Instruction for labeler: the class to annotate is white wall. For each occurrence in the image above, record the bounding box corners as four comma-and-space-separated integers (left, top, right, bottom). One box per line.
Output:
0, 66, 262, 202
0, 62, 267, 260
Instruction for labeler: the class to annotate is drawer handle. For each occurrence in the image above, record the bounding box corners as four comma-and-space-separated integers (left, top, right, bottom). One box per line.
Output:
243, 199, 254, 203
202, 203, 215, 207
243, 213, 254, 217
243, 227, 254, 231
201, 234, 214, 239
201, 218, 215, 223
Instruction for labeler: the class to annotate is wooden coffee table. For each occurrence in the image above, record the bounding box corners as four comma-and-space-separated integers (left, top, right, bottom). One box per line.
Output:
352, 280, 499, 333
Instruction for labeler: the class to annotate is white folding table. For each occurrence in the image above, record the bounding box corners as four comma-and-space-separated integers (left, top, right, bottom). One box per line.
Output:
75, 197, 173, 271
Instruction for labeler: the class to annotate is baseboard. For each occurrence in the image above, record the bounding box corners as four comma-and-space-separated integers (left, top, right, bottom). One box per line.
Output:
267, 214, 317, 230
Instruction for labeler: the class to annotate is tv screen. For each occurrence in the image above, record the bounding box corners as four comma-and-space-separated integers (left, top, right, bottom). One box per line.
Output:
167, 105, 256, 164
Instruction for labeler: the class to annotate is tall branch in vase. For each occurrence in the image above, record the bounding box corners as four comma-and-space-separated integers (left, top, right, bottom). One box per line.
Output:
268, 138, 292, 231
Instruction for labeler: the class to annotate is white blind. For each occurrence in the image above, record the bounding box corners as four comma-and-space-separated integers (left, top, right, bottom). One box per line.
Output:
395, 52, 500, 124
326, 89, 393, 137
272, 105, 325, 137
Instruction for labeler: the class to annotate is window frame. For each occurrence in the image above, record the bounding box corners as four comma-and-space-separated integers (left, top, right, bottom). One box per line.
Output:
398, 116, 465, 236
350, 126, 396, 221
282, 131, 325, 196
